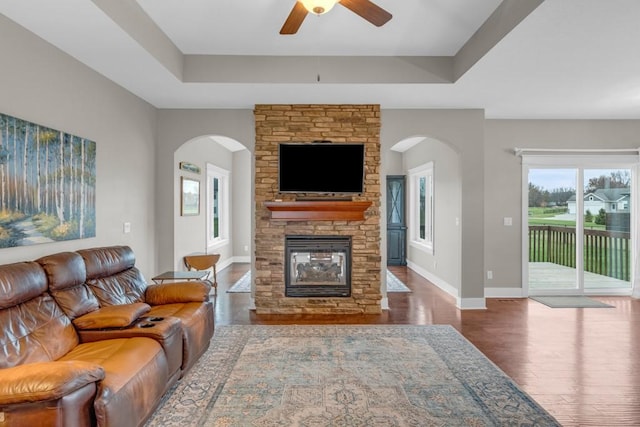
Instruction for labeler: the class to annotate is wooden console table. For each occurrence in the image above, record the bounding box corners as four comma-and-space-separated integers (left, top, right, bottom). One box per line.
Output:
264, 200, 372, 221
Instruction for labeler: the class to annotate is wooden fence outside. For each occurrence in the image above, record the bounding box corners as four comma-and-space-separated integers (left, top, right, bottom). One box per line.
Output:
529, 225, 630, 281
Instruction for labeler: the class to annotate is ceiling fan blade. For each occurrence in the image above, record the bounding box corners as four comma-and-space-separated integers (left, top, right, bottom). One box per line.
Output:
280, 2, 308, 35
339, 0, 392, 27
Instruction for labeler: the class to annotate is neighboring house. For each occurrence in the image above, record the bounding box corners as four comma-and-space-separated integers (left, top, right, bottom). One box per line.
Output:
567, 188, 630, 214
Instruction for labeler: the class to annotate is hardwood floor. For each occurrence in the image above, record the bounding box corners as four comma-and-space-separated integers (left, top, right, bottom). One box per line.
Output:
214, 263, 640, 426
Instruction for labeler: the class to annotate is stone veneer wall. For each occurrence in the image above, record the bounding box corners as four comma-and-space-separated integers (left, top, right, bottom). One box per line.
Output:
254, 104, 381, 314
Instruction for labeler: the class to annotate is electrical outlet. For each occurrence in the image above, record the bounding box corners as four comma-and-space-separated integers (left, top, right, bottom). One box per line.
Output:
243, 245, 249, 252
123, 222, 131, 234
487, 270, 493, 279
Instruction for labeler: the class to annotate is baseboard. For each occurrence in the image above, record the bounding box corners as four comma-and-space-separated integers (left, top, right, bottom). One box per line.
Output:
217, 256, 250, 273
406, 260, 459, 298
485, 287, 525, 298
216, 257, 234, 272
407, 261, 486, 310
457, 297, 487, 310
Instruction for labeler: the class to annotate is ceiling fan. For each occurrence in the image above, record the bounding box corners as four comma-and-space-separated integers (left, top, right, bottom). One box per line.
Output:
280, 0, 392, 35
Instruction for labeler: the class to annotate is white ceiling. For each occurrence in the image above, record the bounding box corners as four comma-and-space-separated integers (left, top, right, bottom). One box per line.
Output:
2, 0, 640, 119
136, 0, 502, 56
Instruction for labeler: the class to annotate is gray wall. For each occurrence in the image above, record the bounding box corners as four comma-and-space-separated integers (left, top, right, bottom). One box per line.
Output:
484, 119, 640, 290
382, 110, 485, 305
0, 15, 158, 278
155, 110, 254, 271
403, 139, 461, 292
232, 149, 252, 261
174, 138, 235, 268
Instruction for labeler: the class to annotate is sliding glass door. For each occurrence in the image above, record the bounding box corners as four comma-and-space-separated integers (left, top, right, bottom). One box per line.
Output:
582, 168, 631, 291
528, 168, 579, 292
526, 163, 633, 295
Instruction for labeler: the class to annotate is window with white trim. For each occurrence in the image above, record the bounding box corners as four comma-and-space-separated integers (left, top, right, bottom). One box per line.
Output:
408, 162, 434, 253
206, 164, 229, 247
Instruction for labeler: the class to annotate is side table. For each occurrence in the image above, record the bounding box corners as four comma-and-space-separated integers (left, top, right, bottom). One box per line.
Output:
151, 270, 209, 284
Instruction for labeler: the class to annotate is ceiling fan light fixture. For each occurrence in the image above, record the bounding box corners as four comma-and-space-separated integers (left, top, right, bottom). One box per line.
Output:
300, 0, 338, 15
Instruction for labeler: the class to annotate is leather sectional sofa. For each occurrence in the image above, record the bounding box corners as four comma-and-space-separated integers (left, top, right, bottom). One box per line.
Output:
0, 246, 214, 427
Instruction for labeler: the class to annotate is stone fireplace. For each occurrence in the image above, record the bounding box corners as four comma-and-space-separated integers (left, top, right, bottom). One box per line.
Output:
254, 104, 381, 314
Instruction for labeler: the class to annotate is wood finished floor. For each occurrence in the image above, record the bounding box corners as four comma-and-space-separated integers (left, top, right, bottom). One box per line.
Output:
214, 263, 640, 426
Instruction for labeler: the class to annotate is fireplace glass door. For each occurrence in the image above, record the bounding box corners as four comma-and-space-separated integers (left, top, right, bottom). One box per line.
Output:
285, 236, 351, 297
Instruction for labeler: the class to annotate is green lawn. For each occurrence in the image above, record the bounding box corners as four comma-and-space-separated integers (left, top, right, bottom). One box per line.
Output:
527, 207, 604, 230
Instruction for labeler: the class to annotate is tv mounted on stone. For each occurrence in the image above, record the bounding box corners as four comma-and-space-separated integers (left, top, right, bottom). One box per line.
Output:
278, 142, 365, 195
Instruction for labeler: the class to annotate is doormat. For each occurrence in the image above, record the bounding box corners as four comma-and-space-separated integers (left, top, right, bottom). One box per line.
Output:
530, 296, 613, 308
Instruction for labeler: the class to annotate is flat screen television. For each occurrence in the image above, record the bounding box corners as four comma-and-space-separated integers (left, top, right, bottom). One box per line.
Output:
278, 143, 365, 194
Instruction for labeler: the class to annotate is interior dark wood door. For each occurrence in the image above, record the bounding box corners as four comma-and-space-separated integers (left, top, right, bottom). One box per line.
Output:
386, 175, 407, 266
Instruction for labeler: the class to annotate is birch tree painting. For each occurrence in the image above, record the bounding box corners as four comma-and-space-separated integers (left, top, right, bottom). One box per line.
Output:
0, 113, 96, 247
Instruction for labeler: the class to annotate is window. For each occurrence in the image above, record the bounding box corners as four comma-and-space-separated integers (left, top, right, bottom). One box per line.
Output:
206, 164, 229, 248
408, 162, 434, 254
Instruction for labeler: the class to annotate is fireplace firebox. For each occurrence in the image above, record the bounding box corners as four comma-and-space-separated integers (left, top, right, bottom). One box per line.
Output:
285, 235, 351, 297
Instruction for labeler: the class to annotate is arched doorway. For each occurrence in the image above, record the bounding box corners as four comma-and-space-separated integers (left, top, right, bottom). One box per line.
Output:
385, 136, 462, 300
173, 135, 250, 272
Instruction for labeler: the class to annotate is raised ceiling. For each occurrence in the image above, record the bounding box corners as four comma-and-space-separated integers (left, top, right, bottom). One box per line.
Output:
1, 0, 640, 118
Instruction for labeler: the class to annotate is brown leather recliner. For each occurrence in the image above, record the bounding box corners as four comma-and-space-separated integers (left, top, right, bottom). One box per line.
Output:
0, 261, 172, 427
36, 251, 184, 383
77, 246, 215, 374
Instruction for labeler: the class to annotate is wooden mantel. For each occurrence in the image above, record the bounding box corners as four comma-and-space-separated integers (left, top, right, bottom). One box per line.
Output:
264, 200, 372, 221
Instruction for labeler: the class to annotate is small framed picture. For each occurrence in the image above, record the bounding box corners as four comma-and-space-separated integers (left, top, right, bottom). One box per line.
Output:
181, 177, 200, 216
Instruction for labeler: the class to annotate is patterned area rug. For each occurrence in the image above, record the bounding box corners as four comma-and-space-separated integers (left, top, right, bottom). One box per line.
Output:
227, 270, 411, 293
146, 325, 559, 426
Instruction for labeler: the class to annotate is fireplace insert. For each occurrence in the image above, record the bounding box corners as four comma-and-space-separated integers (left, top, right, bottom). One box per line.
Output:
285, 235, 351, 297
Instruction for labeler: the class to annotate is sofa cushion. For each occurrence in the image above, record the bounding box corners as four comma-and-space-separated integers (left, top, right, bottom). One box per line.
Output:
0, 361, 104, 405
77, 246, 148, 306
0, 293, 79, 368
37, 251, 100, 319
85, 268, 147, 306
60, 337, 170, 427
148, 302, 214, 372
78, 246, 136, 279
0, 262, 48, 309
145, 281, 210, 305
72, 303, 151, 330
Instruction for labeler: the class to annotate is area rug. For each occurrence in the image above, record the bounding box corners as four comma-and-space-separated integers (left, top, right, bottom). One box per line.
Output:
226, 270, 251, 292
531, 295, 613, 308
227, 270, 411, 293
145, 325, 559, 426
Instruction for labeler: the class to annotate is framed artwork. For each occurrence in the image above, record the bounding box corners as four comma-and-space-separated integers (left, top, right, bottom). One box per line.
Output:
0, 112, 96, 248
179, 161, 201, 174
181, 177, 200, 216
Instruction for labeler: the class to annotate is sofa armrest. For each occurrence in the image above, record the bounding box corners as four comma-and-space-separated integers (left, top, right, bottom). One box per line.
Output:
72, 303, 151, 330
0, 361, 104, 405
145, 281, 210, 305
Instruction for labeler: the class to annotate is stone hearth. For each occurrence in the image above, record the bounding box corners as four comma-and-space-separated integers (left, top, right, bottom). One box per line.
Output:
254, 104, 381, 314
